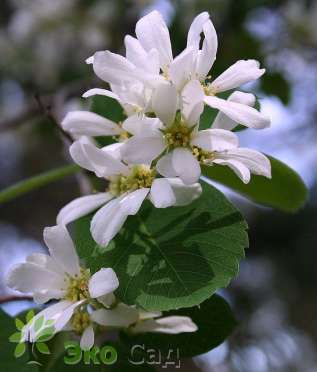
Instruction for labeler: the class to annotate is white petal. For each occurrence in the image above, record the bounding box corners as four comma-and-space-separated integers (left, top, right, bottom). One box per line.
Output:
101, 142, 125, 160
210, 59, 265, 93
80, 326, 94, 351
172, 148, 201, 184
132, 316, 198, 334
182, 80, 205, 126
152, 82, 178, 125
149, 178, 176, 208
33, 289, 66, 304
212, 91, 256, 130
97, 293, 116, 307
54, 300, 84, 332
26, 253, 64, 275
43, 225, 80, 277
187, 12, 210, 49
204, 95, 270, 129
121, 134, 166, 165
191, 128, 238, 152
125, 35, 160, 74
69, 139, 109, 176
169, 48, 195, 90
86, 56, 94, 64
93, 51, 137, 85
82, 88, 120, 102
26, 300, 72, 341
81, 142, 129, 176
118, 188, 150, 215
135, 10, 173, 70
122, 115, 163, 136
61, 111, 122, 136
138, 310, 162, 321
166, 178, 202, 206
89, 268, 119, 298
6, 262, 65, 293
196, 20, 218, 80
213, 158, 251, 184
91, 304, 139, 327
218, 148, 271, 179
57, 193, 112, 226
156, 153, 178, 178
90, 198, 127, 247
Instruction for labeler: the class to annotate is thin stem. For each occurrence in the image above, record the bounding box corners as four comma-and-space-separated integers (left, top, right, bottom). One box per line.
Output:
0, 164, 80, 205
0, 295, 33, 304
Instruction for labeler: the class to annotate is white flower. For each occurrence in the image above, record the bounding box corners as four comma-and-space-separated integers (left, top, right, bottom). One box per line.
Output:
131, 310, 198, 335
91, 307, 198, 335
84, 10, 270, 130
6, 225, 119, 350
121, 83, 271, 185
57, 139, 202, 246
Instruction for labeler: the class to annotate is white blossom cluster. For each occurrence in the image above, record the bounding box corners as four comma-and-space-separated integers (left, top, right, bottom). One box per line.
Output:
7, 225, 197, 350
60, 10, 271, 247
6, 10, 272, 349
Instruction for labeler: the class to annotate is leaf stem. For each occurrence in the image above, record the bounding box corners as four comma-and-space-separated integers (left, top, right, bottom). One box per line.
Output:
0, 164, 80, 205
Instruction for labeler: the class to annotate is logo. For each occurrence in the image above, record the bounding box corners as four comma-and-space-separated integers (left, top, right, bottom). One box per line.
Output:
9, 310, 55, 363
64, 341, 118, 365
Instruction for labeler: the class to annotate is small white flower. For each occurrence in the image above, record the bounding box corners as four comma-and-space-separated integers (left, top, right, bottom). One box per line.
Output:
6, 225, 119, 349
57, 140, 202, 246
84, 10, 270, 129
121, 84, 271, 185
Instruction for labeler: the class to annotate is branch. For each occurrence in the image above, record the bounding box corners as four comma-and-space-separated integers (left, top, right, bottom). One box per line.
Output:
0, 295, 33, 304
34, 93, 73, 143
0, 164, 80, 204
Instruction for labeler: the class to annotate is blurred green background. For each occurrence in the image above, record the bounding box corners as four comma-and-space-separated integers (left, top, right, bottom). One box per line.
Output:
0, 0, 317, 371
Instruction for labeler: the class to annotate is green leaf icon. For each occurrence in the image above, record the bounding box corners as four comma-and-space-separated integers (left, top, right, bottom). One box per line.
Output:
26, 310, 35, 323
34, 316, 44, 332
36, 342, 50, 355
9, 332, 22, 343
36, 326, 55, 342
15, 318, 24, 331
14, 343, 26, 358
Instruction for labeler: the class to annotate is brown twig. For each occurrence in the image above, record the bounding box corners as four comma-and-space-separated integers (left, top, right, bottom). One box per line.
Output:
0, 295, 33, 304
34, 93, 73, 143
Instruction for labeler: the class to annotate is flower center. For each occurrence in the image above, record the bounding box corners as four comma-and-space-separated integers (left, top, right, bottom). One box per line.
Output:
202, 82, 216, 96
109, 165, 155, 197
164, 122, 192, 149
71, 310, 91, 334
192, 146, 216, 163
65, 268, 91, 302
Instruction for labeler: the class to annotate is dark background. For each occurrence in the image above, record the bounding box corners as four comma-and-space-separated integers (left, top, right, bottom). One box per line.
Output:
0, 0, 317, 371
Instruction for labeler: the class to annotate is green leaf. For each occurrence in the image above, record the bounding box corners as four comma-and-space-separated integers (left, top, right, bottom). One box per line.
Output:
26, 310, 35, 323
202, 156, 308, 212
121, 294, 236, 358
90, 95, 126, 147
0, 164, 80, 205
73, 183, 248, 311
0, 310, 35, 370
14, 343, 26, 358
36, 343, 50, 355
15, 318, 25, 331
9, 332, 23, 343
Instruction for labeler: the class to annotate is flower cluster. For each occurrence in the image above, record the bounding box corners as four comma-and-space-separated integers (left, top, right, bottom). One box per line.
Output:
6, 10, 272, 351
6, 225, 197, 350
60, 10, 271, 247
